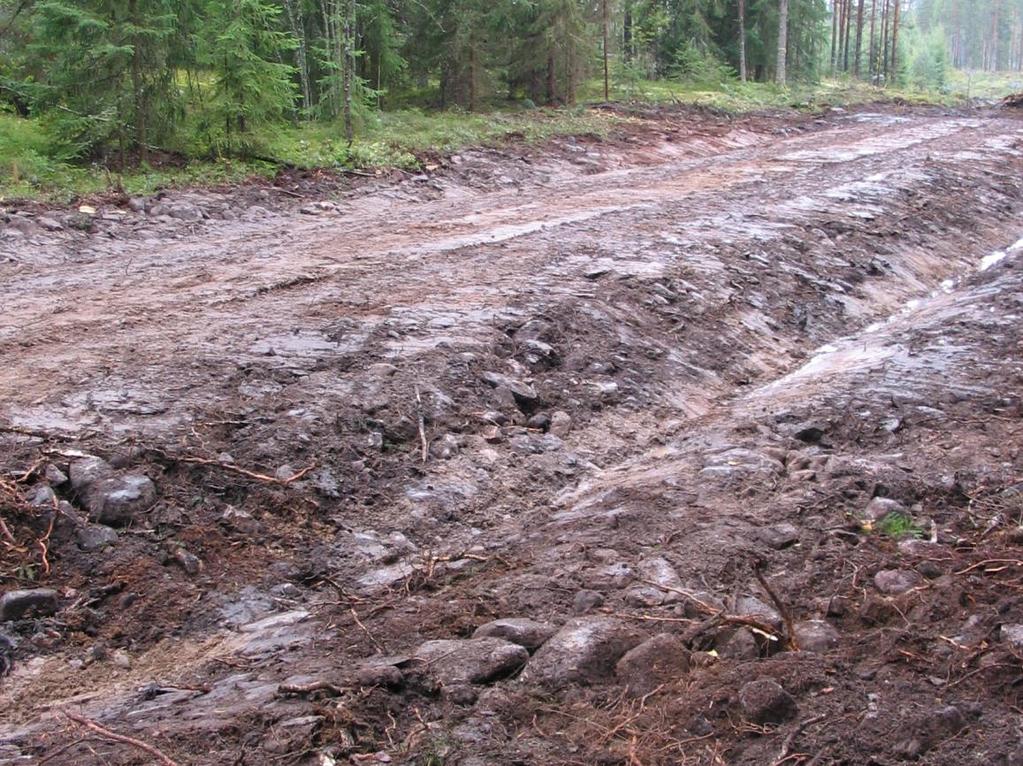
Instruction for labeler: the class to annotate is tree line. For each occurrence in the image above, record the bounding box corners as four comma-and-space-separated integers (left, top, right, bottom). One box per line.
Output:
0, 0, 1008, 166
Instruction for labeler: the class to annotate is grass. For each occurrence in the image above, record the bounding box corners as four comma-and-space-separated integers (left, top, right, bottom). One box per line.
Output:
874, 512, 927, 540
1, 71, 1018, 203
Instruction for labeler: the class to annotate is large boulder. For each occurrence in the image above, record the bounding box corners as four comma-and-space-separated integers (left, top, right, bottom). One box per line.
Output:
616, 633, 690, 697
473, 618, 556, 651
413, 638, 528, 685
520, 617, 645, 686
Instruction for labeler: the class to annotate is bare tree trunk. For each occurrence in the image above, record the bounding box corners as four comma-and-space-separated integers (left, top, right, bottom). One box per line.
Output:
776, 0, 789, 85
129, 0, 147, 164
284, 0, 312, 114
739, 0, 748, 82
889, 0, 900, 82
843, 0, 854, 71
602, 0, 610, 100
831, 0, 838, 73
868, 0, 877, 80
853, 0, 865, 77
342, 0, 354, 142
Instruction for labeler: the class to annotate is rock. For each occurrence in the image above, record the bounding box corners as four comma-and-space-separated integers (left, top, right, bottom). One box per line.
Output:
615, 633, 690, 697
636, 557, 685, 603
758, 522, 800, 550
25, 484, 56, 508
473, 618, 556, 651
165, 202, 203, 222
895, 705, 965, 757
76, 524, 118, 551
874, 569, 923, 595
739, 679, 797, 724
718, 628, 759, 660
70, 456, 156, 526
355, 663, 404, 689
520, 617, 645, 686
793, 620, 840, 653
430, 434, 460, 459
480, 372, 538, 404
624, 586, 666, 607
0, 589, 59, 621
128, 197, 147, 212
863, 497, 906, 521
412, 638, 528, 685
549, 411, 573, 437
1001, 624, 1023, 650
735, 595, 782, 629
572, 589, 604, 614
591, 381, 619, 400
44, 464, 68, 486
37, 217, 63, 232
173, 548, 203, 575
526, 413, 551, 431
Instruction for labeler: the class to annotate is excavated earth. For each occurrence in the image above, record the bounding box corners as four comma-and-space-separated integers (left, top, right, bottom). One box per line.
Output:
2, 104, 1023, 765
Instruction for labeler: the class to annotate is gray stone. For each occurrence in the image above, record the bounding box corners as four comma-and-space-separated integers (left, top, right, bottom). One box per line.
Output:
758, 522, 800, 550
615, 633, 690, 697
473, 618, 556, 651
25, 484, 56, 508
874, 569, 923, 595
624, 586, 666, 607
128, 197, 147, 212
572, 589, 604, 614
413, 638, 528, 685
739, 678, 797, 724
1001, 623, 1023, 650
44, 464, 68, 485
173, 548, 203, 575
355, 663, 403, 689
549, 410, 573, 437
735, 595, 782, 629
526, 413, 551, 431
69, 456, 113, 490
863, 497, 906, 521
793, 620, 840, 653
520, 617, 645, 686
718, 628, 759, 660
636, 557, 685, 603
0, 589, 58, 621
480, 372, 538, 403
82, 474, 157, 526
37, 217, 63, 232
76, 524, 118, 551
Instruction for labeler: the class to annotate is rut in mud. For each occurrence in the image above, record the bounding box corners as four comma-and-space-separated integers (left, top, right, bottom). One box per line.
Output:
2, 105, 1023, 766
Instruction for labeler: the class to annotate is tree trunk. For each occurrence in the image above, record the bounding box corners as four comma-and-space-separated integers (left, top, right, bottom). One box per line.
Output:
853, 0, 865, 77
623, 1, 633, 64
284, 0, 312, 114
830, 0, 838, 73
868, 0, 877, 80
776, 0, 789, 85
602, 0, 610, 100
342, 0, 354, 142
843, 0, 854, 71
889, 0, 900, 82
129, 0, 147, 164
739, 0, 748, 82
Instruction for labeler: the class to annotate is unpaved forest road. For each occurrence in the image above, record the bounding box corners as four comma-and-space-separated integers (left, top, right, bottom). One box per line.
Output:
2, 105, 1023, 765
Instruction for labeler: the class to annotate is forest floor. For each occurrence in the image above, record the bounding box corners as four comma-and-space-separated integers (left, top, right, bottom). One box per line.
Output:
2, 102, 1023, 766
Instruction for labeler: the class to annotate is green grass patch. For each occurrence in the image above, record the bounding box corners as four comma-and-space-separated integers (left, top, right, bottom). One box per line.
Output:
874, 512, 927, 540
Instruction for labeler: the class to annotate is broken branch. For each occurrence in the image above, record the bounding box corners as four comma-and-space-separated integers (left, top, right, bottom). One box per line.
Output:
63, 711, 180, 766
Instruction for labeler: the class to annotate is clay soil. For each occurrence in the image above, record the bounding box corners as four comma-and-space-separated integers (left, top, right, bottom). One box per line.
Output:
2, 103, 1023, 765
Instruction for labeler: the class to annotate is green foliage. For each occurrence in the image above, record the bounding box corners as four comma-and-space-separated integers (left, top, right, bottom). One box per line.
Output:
874, 513, 926, 541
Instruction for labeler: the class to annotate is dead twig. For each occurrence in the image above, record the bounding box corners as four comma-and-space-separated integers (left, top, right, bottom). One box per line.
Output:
754, 560, 799, 651
63, 710, 180, 766
414, 385, 429, 463
769, 714, 827, 766
150, 449, 315, 486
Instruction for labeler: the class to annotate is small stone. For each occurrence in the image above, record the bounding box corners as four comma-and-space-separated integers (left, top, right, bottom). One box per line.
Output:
110, 649, 132, 669
739, 678, 797, 724
0, 589, 59, 621
624, 586, 666, 607
128, 197, 147, 212
793, 620, 840, 653
874, 569, 923, 595
413, 638, 527, 685
863, 497, 906, 521
44, 464, 68, 485
735, 595, 782, 629
26, 484, 56, 508
173, 548, 203, 575
355, 663, 404, 689
615, 634, 690, 697
1001, 624, 1023, 650
520, 617, 645, 686
718, 628, 759, 660
480, 372, 538, 404
76, 524, 118, 551
37, 217, 63, 231
549, 411, 573, 437
473, 618, 556, 651
443, 683, 478, 706
275, 465, 295, 480
482, 425, 503, 443
573, 589, 604, 614
367, 432, 384, 450
527, 413, 551, 431
758, 522, 800, 550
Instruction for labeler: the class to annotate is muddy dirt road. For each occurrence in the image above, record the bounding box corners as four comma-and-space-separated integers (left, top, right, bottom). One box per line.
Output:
2, 105, 1023, 765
